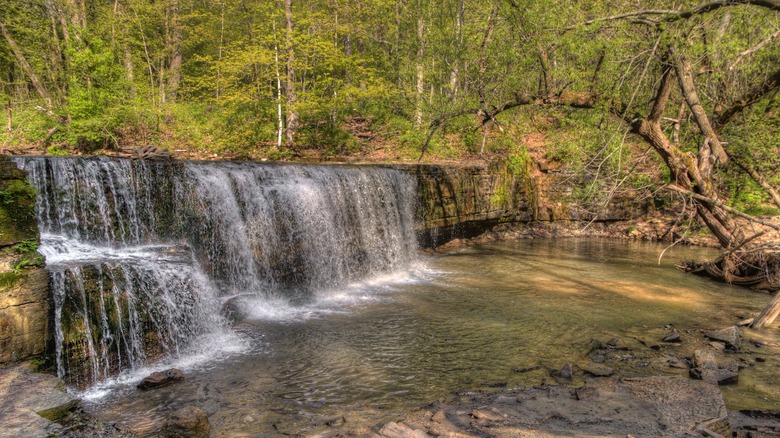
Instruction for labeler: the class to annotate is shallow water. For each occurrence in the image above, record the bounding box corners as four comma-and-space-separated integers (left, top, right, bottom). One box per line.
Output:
84, 239, 780, 436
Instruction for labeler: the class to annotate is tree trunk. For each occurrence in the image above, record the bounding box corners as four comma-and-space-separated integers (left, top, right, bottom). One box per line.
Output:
751, 292, 780, 329
70, 0, 87, 29
273, 21, 284, 150
284, 0, 298, 148
166, 0, 183, 103
674, 50, 729, 165
537, 45, 555, 98
0, 20, 50, 104
6, 93, 11, 133
414, 15, 425, 129
632, 62, 740, 249
448, 0, 464, 98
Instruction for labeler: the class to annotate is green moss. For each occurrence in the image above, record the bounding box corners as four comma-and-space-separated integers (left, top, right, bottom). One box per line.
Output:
0, 158, 39, 247
0, 271, 23, 287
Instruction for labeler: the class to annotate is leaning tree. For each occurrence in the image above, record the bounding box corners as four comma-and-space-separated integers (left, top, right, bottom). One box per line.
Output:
419, 0, 780, 327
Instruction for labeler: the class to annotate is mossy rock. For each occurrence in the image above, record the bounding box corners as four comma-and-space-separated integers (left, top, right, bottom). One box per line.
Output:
0, 157, 39, 247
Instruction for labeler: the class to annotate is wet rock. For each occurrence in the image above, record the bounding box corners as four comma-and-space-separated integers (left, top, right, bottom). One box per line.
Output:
558, 363, 574, 380
635, 337, 661, 350
472, 408, 507, 422
377, 421, 429, 438
136, 368, 184, 390
662, 333, 682, 343
324, 415, 346, 427
575, 386, 599, 400
221, 295, 252, 322
36, 399, 80, 422
690, 368, 740, 385
668, 358, 689, 369
705, 326, 742, 351
695, 416, 731, 437
0, 364, 80, 438
159, 406, 210, 438
709, 341, 726, 351
582, 362, 613, 377
690, 349, 739, 385
693, 350, 718, 370
730, 410, 780, 437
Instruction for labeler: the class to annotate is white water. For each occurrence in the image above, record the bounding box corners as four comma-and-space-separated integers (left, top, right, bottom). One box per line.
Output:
14, 157, 420, 388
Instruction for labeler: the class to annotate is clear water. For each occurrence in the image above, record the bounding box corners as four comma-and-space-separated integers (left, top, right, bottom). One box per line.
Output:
84, 238, 780, 436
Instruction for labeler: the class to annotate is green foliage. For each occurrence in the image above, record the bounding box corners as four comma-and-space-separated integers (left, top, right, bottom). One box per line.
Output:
10, 239, 43, 273
64, 34, 130, 150
45, 146, 70, 156
0, 271, 22, 287
0, 180, 37, 205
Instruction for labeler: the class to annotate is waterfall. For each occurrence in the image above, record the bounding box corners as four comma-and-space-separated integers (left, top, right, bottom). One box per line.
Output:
14, 156, 418, 387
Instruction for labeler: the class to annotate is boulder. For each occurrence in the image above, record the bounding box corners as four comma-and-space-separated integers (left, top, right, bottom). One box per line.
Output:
159, 406, 210, 438
136, 368, 184, 390
704, 326, 742, 351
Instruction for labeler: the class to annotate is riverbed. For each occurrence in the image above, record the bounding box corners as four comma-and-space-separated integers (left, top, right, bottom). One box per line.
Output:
81, 238, 780, 436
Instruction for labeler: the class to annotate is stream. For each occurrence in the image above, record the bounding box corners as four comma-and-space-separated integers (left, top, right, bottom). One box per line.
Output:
80, 238, 780, 436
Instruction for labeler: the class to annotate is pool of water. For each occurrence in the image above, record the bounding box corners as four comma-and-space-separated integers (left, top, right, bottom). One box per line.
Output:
83, 238, 780, 436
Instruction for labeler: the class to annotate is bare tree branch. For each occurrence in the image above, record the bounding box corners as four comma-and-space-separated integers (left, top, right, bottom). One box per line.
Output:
570, 0, 780, 29
665, 184, 780, 232
729, 28, 780, 71
714, 68, 780, 130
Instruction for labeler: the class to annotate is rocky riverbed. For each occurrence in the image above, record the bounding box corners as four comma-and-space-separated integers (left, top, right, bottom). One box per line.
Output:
312, 322, 780, 438
3, 318, 778, 437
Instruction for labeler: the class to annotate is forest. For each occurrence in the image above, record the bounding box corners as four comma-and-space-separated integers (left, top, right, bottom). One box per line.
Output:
2, 0, 780, 322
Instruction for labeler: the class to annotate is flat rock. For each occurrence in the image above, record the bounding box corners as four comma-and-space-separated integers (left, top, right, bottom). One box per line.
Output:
136, 368, 184, 390
377, 421, 430, 438
705, 326, 742, 350
662, 333, 682, 343
690, 368, 740, 385
0, 363, 79, 438
581, 362, 613, 377
375, 376, 727, 438
472, 408, 507, 422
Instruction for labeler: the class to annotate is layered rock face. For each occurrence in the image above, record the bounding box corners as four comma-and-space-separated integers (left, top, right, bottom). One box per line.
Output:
409, 163, 646, 247
0, 156, 49, 363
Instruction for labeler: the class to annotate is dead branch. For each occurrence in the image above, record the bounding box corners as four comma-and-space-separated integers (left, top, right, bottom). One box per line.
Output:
729, 28, 780, 71
569, 0, 780, 30
732, 157, 780, 209
664, 184, 780, 233
714, 68, 780, 130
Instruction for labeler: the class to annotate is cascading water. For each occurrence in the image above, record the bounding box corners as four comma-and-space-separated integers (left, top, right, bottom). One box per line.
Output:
14, 156, 419, 388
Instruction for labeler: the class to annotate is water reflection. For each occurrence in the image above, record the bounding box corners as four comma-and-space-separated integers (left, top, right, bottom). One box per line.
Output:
86, 238, 779, 436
